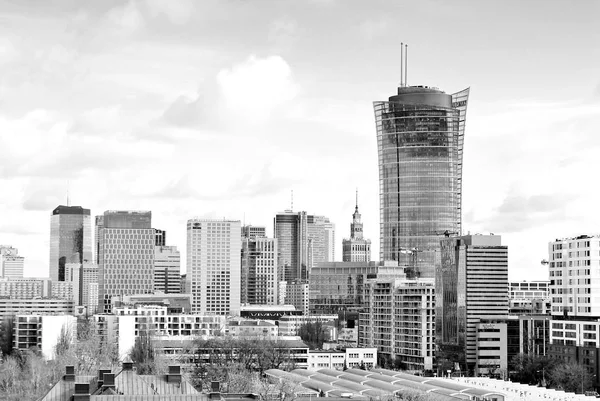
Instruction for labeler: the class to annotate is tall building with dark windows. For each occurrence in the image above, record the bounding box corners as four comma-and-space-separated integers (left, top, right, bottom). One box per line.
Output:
96, 210, 155, 313
49, 205, 93, 282
374, 85, 469, 278
274, 211, 335, 283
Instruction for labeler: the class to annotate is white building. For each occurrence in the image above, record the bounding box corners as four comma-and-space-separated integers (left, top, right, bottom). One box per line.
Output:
0, 298, 75, 326
51, 280, 73, 300
241, 237, 278, 305
308, 348, 377, 370
227, 319, 279, 338
0, 277, 51, 298
154, 245, 181, 294
278, 314, 338, 336
0, 246, 24, 279
475, 321, 508, 376
13, 314, 77, 360
187, 219, 241, 316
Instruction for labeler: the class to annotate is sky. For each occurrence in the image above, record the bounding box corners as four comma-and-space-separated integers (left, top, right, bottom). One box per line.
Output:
0, 0, 599, 281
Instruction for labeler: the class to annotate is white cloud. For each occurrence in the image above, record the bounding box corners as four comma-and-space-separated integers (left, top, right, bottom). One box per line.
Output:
216, 55, 299, 123
107, 1, 145, 33
144, 0, 194, 25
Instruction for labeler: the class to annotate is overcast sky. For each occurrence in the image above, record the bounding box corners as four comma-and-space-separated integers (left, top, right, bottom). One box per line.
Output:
1, 0, 599, 281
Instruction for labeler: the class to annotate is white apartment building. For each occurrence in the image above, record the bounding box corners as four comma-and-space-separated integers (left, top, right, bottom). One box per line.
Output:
51, 280, 73, 300
241, 237, 278, 305
154, 245, 181, 294
308, 348, 377, 370
187, 219, 241, 316
227, 319, 279, 338
0, 277, 51, 298
13, 314, 77, 360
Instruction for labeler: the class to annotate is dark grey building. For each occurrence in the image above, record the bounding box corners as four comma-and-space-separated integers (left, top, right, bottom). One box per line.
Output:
49, 205, 92, 282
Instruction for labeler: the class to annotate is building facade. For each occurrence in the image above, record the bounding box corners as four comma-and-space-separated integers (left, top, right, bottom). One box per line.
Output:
437, 234, 508, 373
274, 211, 335, 283
309, 261, 378, 314
307, 348, 378, 370
96, 210, 155, 313
241, 225, 266, 239
49, 205, 93, 282
0, 298, 75, 326
187, 219, 241, 316
359, 277, 435, 372
241, 237, 278, 305
0, 277, 51, 298
342, 198, 371, 263
0, 246, 24, 279
374, 85, 469, 278
154, 245, 181, 294
509, 281, 550, 315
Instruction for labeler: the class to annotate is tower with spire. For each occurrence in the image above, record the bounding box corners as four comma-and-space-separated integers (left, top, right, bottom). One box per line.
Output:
342, 190, 371, 262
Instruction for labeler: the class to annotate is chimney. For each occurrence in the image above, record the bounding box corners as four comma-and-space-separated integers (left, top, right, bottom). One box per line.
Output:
167, 365, 182, 383
122, 361, 134, 371
73, 382, 90, 401
211, 381, 220, 392
102, 373, 115, 389
97, 369, 111, 388
64, 365, 76, 382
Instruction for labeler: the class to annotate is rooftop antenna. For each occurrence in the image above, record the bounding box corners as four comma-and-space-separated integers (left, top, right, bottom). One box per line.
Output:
66, 180, 70, 207
400, 42, 404, 87
405, 44, 408, 87
291, 190, 294, 211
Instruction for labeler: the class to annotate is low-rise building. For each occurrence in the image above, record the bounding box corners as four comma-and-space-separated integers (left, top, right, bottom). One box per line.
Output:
227, 318, 278, 338
475, 321, 508, 377
0, 277, 51, 298
278, 314, 338, 336
0, 297, 75, 326
308, 347, 377, 370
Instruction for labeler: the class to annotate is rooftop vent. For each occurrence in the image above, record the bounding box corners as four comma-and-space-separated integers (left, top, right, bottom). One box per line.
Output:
64, 365, 76, 382
167, 365, 182, 383
98, 369, 111, 388
73, 382, 90, 401
102, 373, 115, 388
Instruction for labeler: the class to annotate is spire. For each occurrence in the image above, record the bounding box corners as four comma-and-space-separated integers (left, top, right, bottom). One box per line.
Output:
355, 188, 359, 213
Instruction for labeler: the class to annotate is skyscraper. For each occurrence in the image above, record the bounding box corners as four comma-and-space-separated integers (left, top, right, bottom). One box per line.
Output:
154, 245, 181, 294
241, 236, 278, 305
438, 234, 508, 372
96, 210, 155, 313
342, 193, 371, 262
187, 219, 241, 315
374, 85, 469, 278
274, 211, 335, 283
49, 205, 93, 282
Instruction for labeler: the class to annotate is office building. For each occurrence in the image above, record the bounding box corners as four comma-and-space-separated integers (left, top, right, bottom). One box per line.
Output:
12, 314, 77, 360
286, 280, 310, 315
49, 205, 93, 282
509, 281, 550, 315
51, 280, 73, 300
358, 277, 435, 372
342, 195, 371, 262
187, 219, 241, 316
437, 234, 508, 373
154, 245, 181, 294
1, 245, 24, 279
0, 298, 75, 326
277, 314, 338, 336
96, 210, 155, 313
241, 225, 266, 238
227, 319, 279, 338
66, 261, 99, 314
112, 293, 192, 314
241, 236, 278, 305
274, 211, 335, 283
0, 277, 51, 298
307, 348, 378, 371
309, 261, 378, 314
374, 84, 469, 278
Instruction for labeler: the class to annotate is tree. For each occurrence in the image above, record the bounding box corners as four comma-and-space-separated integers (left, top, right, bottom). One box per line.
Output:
297, 321, 330, 349
549, 362, 593, 393
54, 324, 72, 358
0, 317, 15, 357
130, 331, 157, 374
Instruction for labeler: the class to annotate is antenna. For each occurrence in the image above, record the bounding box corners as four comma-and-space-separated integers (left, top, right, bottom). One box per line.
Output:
355, 188, 358, 208
404, 44, 408, 87
291, 190, 294, 211
400, 42, 404, 87
66, 180, 70, 207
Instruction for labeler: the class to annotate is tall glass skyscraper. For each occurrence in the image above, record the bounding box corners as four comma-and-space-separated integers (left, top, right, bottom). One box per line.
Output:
49, 205, 93, 282
374, 85, 469, 279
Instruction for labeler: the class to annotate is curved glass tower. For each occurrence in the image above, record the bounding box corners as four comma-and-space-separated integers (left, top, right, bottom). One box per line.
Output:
374, 85, 469, 279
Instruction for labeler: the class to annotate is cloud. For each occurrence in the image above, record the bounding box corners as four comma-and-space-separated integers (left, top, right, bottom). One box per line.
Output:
106, 1, 145, 33
359, 18, 389, 40
144, 0, 194, 25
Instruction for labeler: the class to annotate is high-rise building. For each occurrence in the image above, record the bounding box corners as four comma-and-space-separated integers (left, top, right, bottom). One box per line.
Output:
342, 195, 371, 262
187, 219, 241, 315
154, 245, 181, 294
96, 211, 155, 313
65, 260, 99, 314
0, 245, 24, 279
374, 85, 469, 278
438, 234, 508, 373
274, 211, 335, 283
241, 237, 278, 305
49, 206, 93, 282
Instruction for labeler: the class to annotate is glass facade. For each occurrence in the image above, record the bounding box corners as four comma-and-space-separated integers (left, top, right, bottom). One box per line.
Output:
49, 206, 92, 282
374, 86, 469, 279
